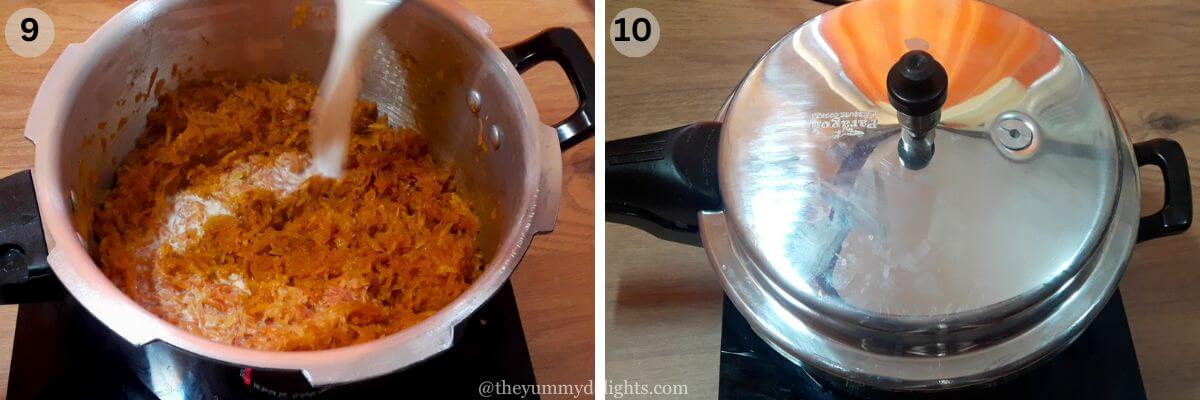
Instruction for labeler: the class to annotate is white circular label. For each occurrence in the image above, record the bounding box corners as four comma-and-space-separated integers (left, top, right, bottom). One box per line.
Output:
610, 8, 660, 58
6, 8, 54, 58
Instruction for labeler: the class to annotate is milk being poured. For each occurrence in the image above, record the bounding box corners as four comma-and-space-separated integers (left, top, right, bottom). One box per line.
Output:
310, 0, 404, 178
156, 1, 404, 247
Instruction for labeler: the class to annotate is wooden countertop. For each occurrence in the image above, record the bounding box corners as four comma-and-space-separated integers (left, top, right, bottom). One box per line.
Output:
0, 1, 594, 398
605, 1, 1200, 399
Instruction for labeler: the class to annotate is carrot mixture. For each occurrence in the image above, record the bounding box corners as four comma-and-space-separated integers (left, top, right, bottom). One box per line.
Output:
93, 76, 482, 351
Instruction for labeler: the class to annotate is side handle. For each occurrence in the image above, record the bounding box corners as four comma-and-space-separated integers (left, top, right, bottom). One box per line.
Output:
0, 170, 64, 303
503, 27, 595, 150
1134, 138, 1192, 242
606, 122, 722, 246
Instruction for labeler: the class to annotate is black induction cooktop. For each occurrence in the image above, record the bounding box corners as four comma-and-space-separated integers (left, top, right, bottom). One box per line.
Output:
718, 290, 1147, 400
6, 281, 537, 400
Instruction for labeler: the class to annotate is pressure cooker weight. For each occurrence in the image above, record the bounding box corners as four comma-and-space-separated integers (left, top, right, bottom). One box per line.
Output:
93, 75, 484, 351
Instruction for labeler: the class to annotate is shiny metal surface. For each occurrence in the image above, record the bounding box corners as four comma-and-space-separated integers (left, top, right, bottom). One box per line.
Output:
705, 0, 1134, 389
993, 110, 1044, 161
702, 116, 1139, 389
719, 0, 1120, 327
897, 110, 940, 140
896, 111, 940, 170
993, 111, 1037, 151
25, 0, 563, 386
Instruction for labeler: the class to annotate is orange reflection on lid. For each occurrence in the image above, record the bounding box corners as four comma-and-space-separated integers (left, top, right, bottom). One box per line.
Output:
819, 0, 1061, 109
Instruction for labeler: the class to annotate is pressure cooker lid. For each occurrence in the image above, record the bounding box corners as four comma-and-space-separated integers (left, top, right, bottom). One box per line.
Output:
717, 0, 1123, 327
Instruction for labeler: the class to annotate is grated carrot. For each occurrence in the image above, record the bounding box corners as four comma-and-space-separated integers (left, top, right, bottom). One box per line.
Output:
93, 75, 482, 351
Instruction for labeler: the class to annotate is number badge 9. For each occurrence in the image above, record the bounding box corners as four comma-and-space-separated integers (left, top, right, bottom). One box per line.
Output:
6, 8, 54, 58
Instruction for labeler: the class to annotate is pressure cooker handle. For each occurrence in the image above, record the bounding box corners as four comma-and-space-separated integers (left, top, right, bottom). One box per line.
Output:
606, 122, 722, 246
1134, 138, 1192, 242
0, 170, 65, 304
503, 27, 595, 150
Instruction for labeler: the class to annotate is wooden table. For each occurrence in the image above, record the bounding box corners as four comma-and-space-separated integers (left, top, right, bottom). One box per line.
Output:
605, 1, 1200, 399
0, 1, 594, 398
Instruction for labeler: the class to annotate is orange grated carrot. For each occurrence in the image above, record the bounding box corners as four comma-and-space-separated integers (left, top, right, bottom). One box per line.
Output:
93, 75, 482, 351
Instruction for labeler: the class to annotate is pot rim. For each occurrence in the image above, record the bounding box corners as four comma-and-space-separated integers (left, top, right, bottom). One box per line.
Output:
24, 0, 561, 386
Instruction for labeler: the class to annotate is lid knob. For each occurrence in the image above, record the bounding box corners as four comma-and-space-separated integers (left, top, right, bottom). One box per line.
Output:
888, 50, 948, 170
887, 50, 948, 117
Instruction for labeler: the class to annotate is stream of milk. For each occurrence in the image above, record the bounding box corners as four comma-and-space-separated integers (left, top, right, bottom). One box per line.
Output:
310, 0, 404, 178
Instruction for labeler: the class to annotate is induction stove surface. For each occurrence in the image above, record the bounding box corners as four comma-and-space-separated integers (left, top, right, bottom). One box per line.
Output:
7, 282, 537, 399
718, 291, 1146, 399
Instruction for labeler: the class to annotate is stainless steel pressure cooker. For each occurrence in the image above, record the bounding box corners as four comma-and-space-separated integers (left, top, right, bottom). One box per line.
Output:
0, 0, 593, 397
608, 0, 1191, 391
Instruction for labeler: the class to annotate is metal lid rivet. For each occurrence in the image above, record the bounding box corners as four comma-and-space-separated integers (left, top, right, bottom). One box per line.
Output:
992, 111, 1041, 159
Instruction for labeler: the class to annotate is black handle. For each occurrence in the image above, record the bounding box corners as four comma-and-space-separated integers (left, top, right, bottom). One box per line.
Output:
0, 169, 64, 304
503, 27, 595, 150
605, 122, 722, 246
1134, 138, 1192, 242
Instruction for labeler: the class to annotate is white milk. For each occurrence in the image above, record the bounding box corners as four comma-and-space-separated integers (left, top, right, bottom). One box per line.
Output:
310, 0, 404, 178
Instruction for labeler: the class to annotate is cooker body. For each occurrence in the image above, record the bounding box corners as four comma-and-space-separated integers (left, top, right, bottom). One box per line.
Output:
606, 104, 1190, 391
604, 7, 1191, 390
1, 0, 593, 388
698, 122, 1144, 390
